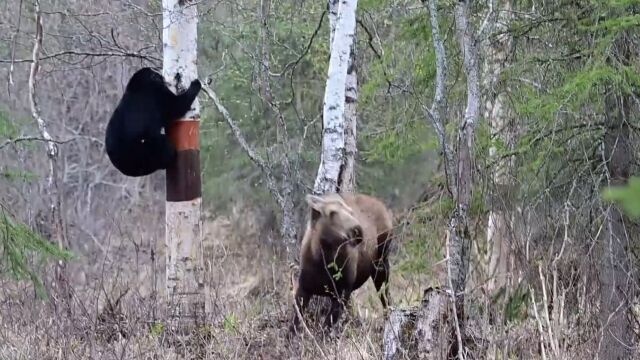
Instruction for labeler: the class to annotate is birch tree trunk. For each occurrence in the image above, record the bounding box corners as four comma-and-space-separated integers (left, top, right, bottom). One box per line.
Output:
162, 0, 206, 332
483, 0, 513, 297
329, 0, 358, 193
313, 0, 358, 194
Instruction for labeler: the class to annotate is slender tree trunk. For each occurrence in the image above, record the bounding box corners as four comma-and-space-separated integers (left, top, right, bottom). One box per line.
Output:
339, 39, 358, 193
314, 0, 358, 195
483, 0, 513, 297
257, 0, 299, 262
331, 0, 358, 193
445, 2, 480, 357
384, 2, 479, 358
162, 0, 206, 332
599, 86, 634, 359
29, 0, 71, 313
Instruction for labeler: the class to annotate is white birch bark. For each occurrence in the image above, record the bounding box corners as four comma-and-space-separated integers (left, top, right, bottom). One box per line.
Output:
329, 0, 357, 193
328, 0, 339, 46
313, 0, 358, 195
340, 34, 358, 193
162, 0, 205, 330
483, 0, 513, 295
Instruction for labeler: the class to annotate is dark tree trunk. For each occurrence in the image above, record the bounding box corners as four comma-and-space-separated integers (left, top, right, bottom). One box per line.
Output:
599, 85, 635, 359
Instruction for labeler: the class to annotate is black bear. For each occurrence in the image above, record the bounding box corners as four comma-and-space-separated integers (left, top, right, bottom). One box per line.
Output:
105, 67, 201, 177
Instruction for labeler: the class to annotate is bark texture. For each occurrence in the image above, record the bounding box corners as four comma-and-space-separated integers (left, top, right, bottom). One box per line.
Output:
483, 0, 513, 295
162, 0, 206, 332
313, 0, 358, 195
337, 4, 358, 193
383, 288, 452, 360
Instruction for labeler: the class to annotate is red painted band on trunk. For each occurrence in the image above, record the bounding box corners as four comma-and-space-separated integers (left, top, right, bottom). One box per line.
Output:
168, 118, 200, 151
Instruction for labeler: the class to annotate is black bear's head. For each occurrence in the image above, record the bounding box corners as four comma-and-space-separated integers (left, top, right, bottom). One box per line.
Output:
126, 67, 166, 92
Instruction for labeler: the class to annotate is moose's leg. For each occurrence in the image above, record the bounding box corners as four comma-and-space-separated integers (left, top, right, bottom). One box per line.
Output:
373, 230, 392, 309
372, 257, 391, 309
289, 286, 311, 335
324, 290, 351, 329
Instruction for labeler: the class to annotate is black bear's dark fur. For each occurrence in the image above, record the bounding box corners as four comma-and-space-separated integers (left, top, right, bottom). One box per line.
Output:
105, 67, 201, 177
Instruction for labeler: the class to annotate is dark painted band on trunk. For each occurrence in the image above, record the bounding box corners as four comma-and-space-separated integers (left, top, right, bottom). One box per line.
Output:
168, 119, 200, 151
166, 149, 202, 202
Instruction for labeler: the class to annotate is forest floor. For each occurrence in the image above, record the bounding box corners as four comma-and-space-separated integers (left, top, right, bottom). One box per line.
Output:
0, 202, 607, 359
0, 204, 433, 359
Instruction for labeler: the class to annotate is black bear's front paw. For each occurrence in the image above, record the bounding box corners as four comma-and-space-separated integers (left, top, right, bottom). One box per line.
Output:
189, 79, 202, 93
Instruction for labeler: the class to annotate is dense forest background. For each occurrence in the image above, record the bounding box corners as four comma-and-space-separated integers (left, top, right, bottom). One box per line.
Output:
1, 0, 639, 358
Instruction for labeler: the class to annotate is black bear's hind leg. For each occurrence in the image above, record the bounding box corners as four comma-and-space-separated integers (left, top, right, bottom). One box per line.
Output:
148, 134, 177, 171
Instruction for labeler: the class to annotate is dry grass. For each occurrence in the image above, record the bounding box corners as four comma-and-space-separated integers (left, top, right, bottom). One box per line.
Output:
0, 204, 415, 360
0, 202, 635, 359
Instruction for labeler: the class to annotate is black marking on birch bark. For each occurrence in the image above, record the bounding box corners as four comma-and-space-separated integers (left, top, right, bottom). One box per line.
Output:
323, 126, 343, 134
336, 162, 345, 192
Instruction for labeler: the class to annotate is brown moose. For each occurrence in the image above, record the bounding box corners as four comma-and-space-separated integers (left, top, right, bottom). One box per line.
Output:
289, 192, 393, 334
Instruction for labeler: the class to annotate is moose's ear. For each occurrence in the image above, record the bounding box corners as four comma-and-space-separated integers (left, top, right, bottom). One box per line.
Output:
310, 208, 322, 223
305, 194, 325, 211
306, 194, 324, 224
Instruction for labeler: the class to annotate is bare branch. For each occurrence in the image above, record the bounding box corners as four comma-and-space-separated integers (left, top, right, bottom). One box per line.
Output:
200, 83, 285, 208
477, 0, 495, 39
0, 136, 73, 150
28, 0, 71, 311
0, 50, 161, 64
275, 10, 326, 77
29, 0, 57, 162
7, 0, 24, 90
423, 0, 455, 197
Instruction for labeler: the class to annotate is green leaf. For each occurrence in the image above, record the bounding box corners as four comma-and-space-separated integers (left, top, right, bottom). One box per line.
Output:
603, 177, 640, 218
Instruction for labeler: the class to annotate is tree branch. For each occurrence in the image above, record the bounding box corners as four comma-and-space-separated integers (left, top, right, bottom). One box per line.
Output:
29, 0, 57, 162
7, 0, 24, 91
0, 50, 161, 64
423, 0, 455, 198
0, 136, 73, 150
200, 83, 284, 208
28, 0, 70, 311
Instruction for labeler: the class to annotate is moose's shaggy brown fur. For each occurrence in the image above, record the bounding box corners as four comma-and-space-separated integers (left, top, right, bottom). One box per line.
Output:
290, 192, 393, 333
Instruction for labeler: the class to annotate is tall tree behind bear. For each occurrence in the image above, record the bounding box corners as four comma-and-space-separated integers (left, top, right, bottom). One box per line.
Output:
105, 67, 201, 177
